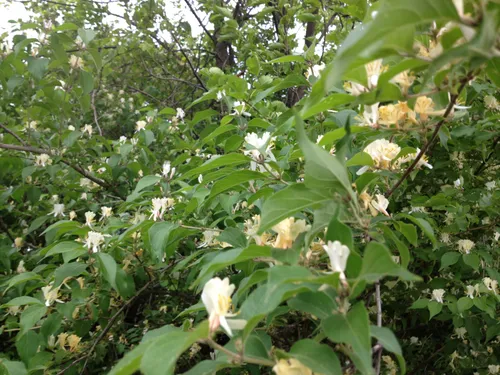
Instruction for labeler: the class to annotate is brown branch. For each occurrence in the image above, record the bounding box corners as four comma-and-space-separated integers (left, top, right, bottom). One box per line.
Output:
182, 0, 216, 44
91, 90, 103, 137
374, 282, 383, 375
0, 124, 27, 146
127, 85, 163, 103
386, 75, 472, 198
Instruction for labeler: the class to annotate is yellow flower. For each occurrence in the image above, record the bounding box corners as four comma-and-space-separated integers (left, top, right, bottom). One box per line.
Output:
272, 218, 310, 249
14, 237, 24, 248
414, 96, 446, 121
67, 334, 81, 352
57, 332, 69, 350
273, 358, 314, 375
357, 139, 401, 175
392, 71, 415, 92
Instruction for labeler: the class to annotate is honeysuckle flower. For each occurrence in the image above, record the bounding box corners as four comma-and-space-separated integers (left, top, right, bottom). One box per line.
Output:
69, 55, 84, 70
457, 239, 474, 254
431, 289, 445, 303
135, 120, 147, 132
410, 336, 419, 345
51, 195, 59, 203
272, 217, 310, 249
362, 103, 379, 127
323, 240, 350, 280
370, 194, 390, 217
68, 125, 75, 131
201, 277, 246, 337
198, 174, 203, 183
365, 59, 384, 89
454, 178, 461, 188
85, 231, 106, 253
465, 285, 475, 299
100, 206, 113, 220
244, 132, 275, 160
454, 327, 467, 339
131, 138, 138, 146
57, 332, 68, 350
81, 192, 88, 200
67, 334, 81, 352
391, 70, 415, 92
378, 102, 412, 126
273, 358, 313, 375
414, 96, 446, 121
244, 215, 269, 245
150, 197, 174, 221
14, 237, 23, 248
16, 260, 26, 273
69, 211, 77, 221
440, 233, 451, 244
232, 101, 251, 117
305, 63, 325, 79
162, 161, 176, 180
50, 204, 65, 218
489, 365, 500, 374
97, 167, 106, 174
356, 139, 401, 175
216, 90, 226, 101
486, 180, 496, 191
119, 136, 127, 144
42, 283, 63, 306
485, 95, 499, 111
176, 108, 185, 120
35, 153, 52, 167
82, 124, 93, 136
343, 81, 366, 96
85, 211, 96, 227
495, 232, 500, 241
483, 277, 498, 294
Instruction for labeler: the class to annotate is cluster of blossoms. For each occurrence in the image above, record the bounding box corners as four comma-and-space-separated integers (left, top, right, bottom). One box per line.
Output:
150, 197, 174, 221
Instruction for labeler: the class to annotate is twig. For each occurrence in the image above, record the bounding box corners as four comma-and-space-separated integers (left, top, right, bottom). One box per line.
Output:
77, 280, 155, 375
374, 282, 383, 375
474, 135, 499, 175
90, 89, 103, 137
386, 75, 471, 198
182, 0, 216, 44
127, 85, 163, 103
0, 124, 27, 145
201, 338, 275, 367
0, 216, 15, 243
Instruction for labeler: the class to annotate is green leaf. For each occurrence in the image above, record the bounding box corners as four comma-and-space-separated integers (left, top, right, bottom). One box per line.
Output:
246, 55, 260, 75
397, 214, 437, 248
440, 252, 461, 270
27, 58, 49, 80
200, 124, 235, 146
287, 291, 337, 319
463, 253, 480, 270
2, 297, 43, 308
78, 28, 97, 44
289, 339, 342, 375
370, 326, 406, 374
80, 70, 94, 95
182, 154, 251, 180
326, 217, 353, 250
395, 222, 417, 246
53, 262, 88, 287
322, 303, 374, 375
268, 55, 305, 64
346, 152, 374, 167
358, 242, 419, 283
428, 301, 442, 320
148, 222, 179, 261
3, 272, 42, 293
457, 297, 474, 313
301, 94, 354, 120
95, 253, 118, 291
0, 360, 28, 375
19, 304, 47, 338
217, 227, 248, 248
208, 170, 266, 199
258, 184, 331, 233
181, 360, 234, 375
43, 241, 86, 263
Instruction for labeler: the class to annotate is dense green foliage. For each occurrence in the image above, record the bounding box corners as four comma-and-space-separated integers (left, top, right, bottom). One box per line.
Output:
0, 0, 499, 374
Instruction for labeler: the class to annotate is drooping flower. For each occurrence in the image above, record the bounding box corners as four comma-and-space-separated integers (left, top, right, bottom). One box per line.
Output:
69, 55, 84, 70
35, 154, 52, 167
85, 211, 96, 228
82, 124, 93, 136
50, 204, 66, 218
362, 103, 380, 127
465, 285, 475, 299
356, 139, 401, 175
135, 120, 147, 132
370, 194, 390, 217
431, 289, 445, 304
323, 240, 350, 280
69, 211, 77, 221
454, 327, 467, 340
201, 277, 246, 337
483, 277, 499, 294
150, 197, 174, 221
232, 101, 251, 117
85, 231, 106, 253
119, 136, 127, 144
162, 161, 176, 180
272, 217, 310, 249
244, 215, 268, 246
273, 358, 313, 375
457, 239, 475, 254
100, 206, 113, 221
176, 108, 185, 120
42, 283, 63, 306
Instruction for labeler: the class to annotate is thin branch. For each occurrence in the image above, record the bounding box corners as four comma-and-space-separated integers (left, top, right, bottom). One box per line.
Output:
386, 75, 472, 198
0, 124, 27, 145
0, 216, 15, 243
127, 85, 163, 104
182, 0, 216, 44
474, 135, 499, 175
374, 282, 383, 375
201, 338, 276, 367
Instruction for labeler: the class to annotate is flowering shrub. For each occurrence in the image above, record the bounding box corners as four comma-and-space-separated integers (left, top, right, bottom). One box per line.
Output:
0, 0, 499, 374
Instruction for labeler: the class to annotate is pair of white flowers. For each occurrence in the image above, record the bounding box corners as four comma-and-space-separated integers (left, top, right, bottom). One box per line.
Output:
244, 132, 276, 172
35, 153, 52, 167
162, 161, 176, 180
150, 197, 174, 221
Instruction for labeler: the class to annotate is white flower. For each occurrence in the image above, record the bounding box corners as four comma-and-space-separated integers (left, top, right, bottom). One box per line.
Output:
216, 90, 226, 101
135, 120, 147, 132
85, 211, 96, 227
410, 336, 419, 345
495, 232, 500, 241
454, 178, 461, 188
131, 138, 138, 146
465, 285, 475, 299
232, 101, 251, 117
362, 103, 379, 127
440, 233, 451, 244
431, 289, 445, 304
272, 217, 310, 249
27, 121, 38, 130
97, 167, 106, 174
50, 204, 65, 218
69, 211, 77, 221
323, 240, 350, 280
162, 161, 176, 180
138, 170, 143, 177
100, 206, 113, 221
370, 194, 390, 216
119, 136, 127, 144
69, 55, 83, 70
365, 59, 384, 89
201, 277, 246, 337
486, 181, 496, 191
82, 124, 93, 136
357, 139, 401, 175
42, 283, 63, 306
483, 277, 498, 294
489, 365, 500, 374
198, 174, 203, 183
244, 132, 275, 162
51, 195, 59, 203
454, 327, 467, 339
85, 231, 106, 253
149, 197, 174, 221
176, 108, 185, 120
68, 125, 75, 131
457, 239, 475, 254
396, 148, 433, 170
16, 260, 26, 273
35, 154, 52, 167
273, 358, 314, 375
81, 192, 88, 200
